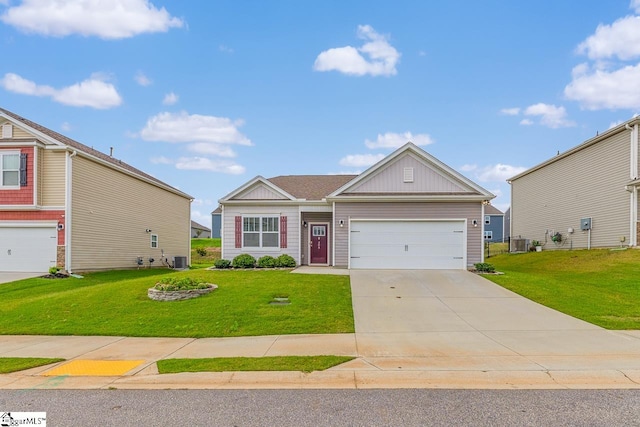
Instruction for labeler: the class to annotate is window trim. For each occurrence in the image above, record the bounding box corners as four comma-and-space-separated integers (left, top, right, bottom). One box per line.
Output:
484, 215, 490, 225
484, 230, 493, 240
150, 233, 158, 248
242, 215, 280, 249
0, 150, 20, 189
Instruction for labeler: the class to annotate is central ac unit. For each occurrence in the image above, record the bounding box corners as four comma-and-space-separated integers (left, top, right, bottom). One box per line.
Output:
173, 256, 187, 269
511, 238, 528, 253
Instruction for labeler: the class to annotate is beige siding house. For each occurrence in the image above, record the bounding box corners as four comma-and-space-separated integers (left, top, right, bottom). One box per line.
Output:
0, 107, 192, 273
508, 117, 640, 251
220, 143, 495, 269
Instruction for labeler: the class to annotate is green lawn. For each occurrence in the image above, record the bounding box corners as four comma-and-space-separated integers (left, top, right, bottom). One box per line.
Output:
157, 356, 354, 374
0, 358, 64, 374
0, 269, 353, 337
190, 238, 221, 269
485, 248, 640, 329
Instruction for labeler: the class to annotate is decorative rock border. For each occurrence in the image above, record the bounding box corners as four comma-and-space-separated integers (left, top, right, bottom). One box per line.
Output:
147, 284, 218, 301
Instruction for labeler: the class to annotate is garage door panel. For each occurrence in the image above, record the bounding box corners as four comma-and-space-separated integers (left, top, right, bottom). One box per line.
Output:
350, 220, 466, 270
0, 227, 57, 272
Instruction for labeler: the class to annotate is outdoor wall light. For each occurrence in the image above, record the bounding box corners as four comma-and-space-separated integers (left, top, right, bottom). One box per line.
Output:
303, 221, 308, 228
339, 219, 344, 227
145, 228, 152, 233
472, 220, 478, 227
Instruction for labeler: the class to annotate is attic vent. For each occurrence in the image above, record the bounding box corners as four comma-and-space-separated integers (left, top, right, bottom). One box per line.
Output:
2, 124, 12, 139
403, 167, 414, 183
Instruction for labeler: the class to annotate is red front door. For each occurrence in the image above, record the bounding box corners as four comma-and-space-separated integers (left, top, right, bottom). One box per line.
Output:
310, 224, 328, 264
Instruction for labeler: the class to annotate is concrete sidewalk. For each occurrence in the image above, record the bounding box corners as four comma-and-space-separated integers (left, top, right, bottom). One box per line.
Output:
2, 269, 640, 389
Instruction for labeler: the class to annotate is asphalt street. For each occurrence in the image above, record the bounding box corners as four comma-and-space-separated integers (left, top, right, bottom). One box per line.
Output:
1, 389, 639, 426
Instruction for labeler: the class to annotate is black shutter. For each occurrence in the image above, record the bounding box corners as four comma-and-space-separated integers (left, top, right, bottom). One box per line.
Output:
19, 153, 27, 187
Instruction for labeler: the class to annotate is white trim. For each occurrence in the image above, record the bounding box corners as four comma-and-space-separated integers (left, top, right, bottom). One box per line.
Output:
0, 149, 20, 189
0, 221, 57, 228
241, 214, 281, 250
332, 202, 336, 267
219, 175, 297, 202
632, 187, 638, 247
480, 203, 485, 263
65, 150, 73, 272
308, 221, 330, 266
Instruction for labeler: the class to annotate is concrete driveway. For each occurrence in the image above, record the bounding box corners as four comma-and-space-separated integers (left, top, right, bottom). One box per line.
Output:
0, 272, 43, 284
349, 269, 640, 371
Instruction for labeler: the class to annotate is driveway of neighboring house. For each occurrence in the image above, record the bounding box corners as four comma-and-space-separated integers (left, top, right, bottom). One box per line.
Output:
349, 269, 640, 370
0, 272, 43, 284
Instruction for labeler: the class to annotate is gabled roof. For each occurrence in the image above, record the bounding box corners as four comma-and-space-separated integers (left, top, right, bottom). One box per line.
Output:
219, 175, 298, 202
0, 107, 192, 200
484, 204, 503, 215
329, 142, 494, 201
268, 175, 357, 200
190, 220, 211, 231
508, 116, 640, 182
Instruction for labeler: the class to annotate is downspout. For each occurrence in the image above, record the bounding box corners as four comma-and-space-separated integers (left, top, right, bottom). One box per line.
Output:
480, 202, 486, 263
331, 201, 336, 267
65, 150, 77, 273
220, 205, 225, 260
629, 123, 639, 246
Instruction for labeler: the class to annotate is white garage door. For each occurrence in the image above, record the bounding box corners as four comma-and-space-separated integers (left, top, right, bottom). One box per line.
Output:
350, 220, 466, 270
0, 225, 57, 272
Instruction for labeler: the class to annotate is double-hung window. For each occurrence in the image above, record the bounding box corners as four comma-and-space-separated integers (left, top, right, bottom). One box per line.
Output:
243, 216, 279, 248
0, 151, 20, 188
484, 231, 493, 240
484, 215, 491, 225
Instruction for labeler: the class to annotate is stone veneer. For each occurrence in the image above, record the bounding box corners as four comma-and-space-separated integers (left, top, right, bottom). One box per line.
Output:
147, 284, 218, 301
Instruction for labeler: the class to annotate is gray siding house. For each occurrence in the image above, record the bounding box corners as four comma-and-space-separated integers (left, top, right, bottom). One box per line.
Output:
483, 205, 504, 243
219, 143, 495, 269
508, 117, 640, 251
191, 220, 211, 238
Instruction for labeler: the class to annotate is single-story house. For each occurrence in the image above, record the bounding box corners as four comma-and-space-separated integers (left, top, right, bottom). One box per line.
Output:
219, 143, 495, 269
0, 107, 193, 273
191, 220, 212, 238
508, 117, 640, 251
483, 205, 504, 243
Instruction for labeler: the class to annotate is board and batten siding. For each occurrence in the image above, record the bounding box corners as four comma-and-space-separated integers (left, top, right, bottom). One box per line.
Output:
511, 129, 630, 249
333, 202, 482, 267
221, 205, 299, 262
70, 156, 190, 271
301, 212, 332, 265
346, 154, 467, 194
41, 149, 66, 207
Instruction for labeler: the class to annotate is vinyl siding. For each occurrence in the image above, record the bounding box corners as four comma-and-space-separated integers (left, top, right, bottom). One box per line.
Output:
334, 202, 482, 267
346, 153, 468, 194
236, 184, 288, 200
0, 122, 32, 139
41, 149, 66, 207
70, 156, 190, 271
301, 212, 332, 265
511, 130, 630, 249
221, 205, 299, 262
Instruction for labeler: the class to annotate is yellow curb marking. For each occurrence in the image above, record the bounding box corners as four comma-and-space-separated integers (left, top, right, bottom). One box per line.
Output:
42, 359, 145, 376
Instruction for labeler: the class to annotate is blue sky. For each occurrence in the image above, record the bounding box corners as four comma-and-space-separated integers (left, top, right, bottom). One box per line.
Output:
2, 1, 640, 227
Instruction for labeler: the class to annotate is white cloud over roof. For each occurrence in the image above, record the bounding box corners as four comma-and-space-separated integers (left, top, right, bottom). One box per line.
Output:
364, 131, 433, 149
313, 25, 400, 77
1, 0, 184, 39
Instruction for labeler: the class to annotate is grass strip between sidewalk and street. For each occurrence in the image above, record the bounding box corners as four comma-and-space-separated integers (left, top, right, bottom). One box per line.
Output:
156, 356, 355, 374
0, 357, 65, 374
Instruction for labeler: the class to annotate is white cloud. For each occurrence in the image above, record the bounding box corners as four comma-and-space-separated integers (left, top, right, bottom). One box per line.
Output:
577, 16, 640, 61
162, 92, 178, 105
519, 118, 534, 126
339, 153, 385, 168
522, 103, 575, 128
0, 72, 122, 109
135, 71, 152, 86
633, 0, 640, 14
462, 164, 527, 182
149, 156, 173, 164
139, 111, 252, 147
313, 25, 400, 77
191, 209, 213, 227
1, 0, 184, 39
500, 107, 520, 116
564, 63, 640, 110
187, 142, 236, 157
364, 131, 434, 149
175, 157, 245, 175
61, 122, 71, 131
219, 44, 234, 53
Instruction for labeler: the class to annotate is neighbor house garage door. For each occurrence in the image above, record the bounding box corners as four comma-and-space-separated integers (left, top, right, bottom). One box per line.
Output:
0, 225, 57, 272
349, 220, 466, 269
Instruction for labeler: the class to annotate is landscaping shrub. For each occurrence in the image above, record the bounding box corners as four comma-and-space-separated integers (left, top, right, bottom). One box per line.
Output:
214, 259, 231, 269
232, 254, 257, 269
275, 254, 296, 268
195, 247, 208, 257
474, 262, 496, 273
257, 255, 277, 268
154, 277, 209, 291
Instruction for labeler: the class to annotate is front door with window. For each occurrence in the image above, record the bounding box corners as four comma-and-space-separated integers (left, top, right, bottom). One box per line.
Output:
310, 224, 328, 264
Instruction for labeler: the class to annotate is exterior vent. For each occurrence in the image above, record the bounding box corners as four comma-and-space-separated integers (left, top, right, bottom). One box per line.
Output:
403, 167, 414, 183
2, 124, 12, 139
173, 256, 187, 269
511, 238, 528, 253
